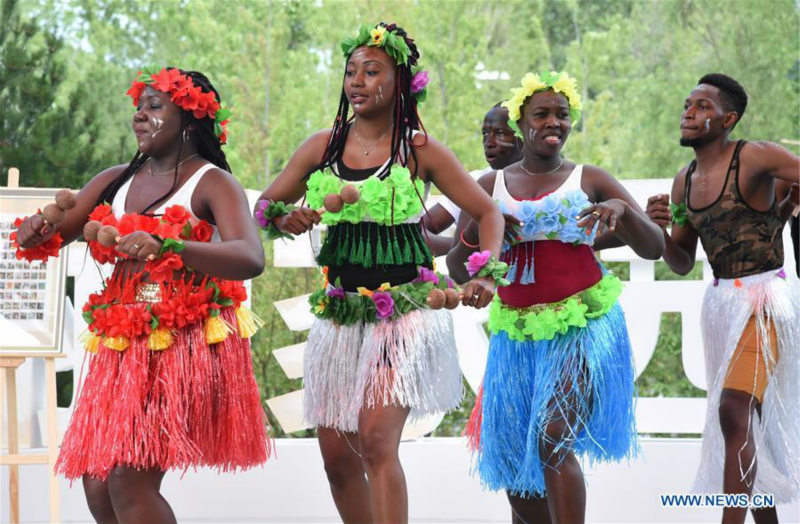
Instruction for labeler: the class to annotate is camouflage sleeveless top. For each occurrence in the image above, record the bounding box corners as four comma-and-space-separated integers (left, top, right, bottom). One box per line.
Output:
685, 140, 784, 279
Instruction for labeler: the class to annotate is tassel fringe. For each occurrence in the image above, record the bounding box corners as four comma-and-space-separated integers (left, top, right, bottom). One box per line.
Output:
235, 306, 265, 339
148, 328, 174, 351
316, 222, 432, 268
80, 331, 100, 354
204, 315, 232, 345
102, 336, 129, 351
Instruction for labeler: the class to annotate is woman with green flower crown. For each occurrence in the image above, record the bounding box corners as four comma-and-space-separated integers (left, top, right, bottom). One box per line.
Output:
255, 22, 504, 524
448, 71, 664, 523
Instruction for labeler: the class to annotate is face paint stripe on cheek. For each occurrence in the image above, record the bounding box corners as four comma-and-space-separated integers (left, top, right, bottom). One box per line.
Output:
151, 116, 165, 139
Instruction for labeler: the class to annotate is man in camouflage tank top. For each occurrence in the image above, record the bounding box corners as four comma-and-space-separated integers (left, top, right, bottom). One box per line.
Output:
646, 73, 800, 524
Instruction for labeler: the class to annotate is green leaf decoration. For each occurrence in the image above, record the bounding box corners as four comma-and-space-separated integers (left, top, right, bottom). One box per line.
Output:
309, 268, 456, 325
340, 23, 412, 67
209, 280, 221, 301
138, 64, 160, 83
160, 237, 185, 255
669, 202, 689, 227
215, 107, 232, 122
489, 274, 622, 341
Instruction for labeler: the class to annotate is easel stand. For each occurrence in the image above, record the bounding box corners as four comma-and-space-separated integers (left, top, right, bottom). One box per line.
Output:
1, 354, 63, 523
1, 167, 63, 523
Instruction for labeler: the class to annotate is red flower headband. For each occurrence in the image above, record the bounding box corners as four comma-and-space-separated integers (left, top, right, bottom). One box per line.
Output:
126, 66, 230, 145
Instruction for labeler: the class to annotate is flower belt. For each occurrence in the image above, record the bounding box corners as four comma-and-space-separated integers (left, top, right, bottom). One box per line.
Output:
81, 277, 262, 353
488, 274, 622, 341
309, 266, 456, 325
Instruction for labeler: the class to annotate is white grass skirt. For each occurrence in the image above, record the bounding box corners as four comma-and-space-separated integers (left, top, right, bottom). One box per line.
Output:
303, 308, 462, 432
693, 268, 800, 502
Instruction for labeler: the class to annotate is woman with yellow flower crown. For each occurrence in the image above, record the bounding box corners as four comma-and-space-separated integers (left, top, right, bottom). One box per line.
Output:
255, 22, 504, 524
13, 67, 270, 523
448, 71, 665, 523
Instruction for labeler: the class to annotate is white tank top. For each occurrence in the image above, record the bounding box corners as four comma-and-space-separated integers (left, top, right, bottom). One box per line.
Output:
492, 163, 584, 214
111, 163, 221, 242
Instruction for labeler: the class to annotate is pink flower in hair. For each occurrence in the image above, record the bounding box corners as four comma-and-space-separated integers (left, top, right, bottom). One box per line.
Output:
410, 70, 429, 94
466, 250, 491, 276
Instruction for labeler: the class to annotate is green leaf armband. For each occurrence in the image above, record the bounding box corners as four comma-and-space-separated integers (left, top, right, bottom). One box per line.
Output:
254, 199, 297, 240
670, 202, 689, 227
158, 237, 185, 256
465, 250, 510, 287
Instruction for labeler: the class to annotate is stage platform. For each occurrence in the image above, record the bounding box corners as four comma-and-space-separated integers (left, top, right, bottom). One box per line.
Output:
3, 437, 800, 523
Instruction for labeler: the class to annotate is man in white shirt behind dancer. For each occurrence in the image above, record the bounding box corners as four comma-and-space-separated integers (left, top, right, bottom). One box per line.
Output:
423, 103, 522, 254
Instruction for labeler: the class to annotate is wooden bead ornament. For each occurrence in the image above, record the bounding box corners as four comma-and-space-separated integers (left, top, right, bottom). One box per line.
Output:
444, 288, 460, 309
320, 193, 344, 214
97, 225, 120, 247
340, 184, 360, 205
426, 288, 446, 309
83, 220, 102, 241
54, 189, 77, 210
42, 203, 66, 225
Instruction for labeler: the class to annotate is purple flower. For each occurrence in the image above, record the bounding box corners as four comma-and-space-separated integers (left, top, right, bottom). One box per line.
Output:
444, 276, 455, 289
254, 199, 271, 228
466, 250, 491, 276
326, 287, 345, 299
410, 70, 429, 94
416, 266, 439, 284
372, 291, 395, 320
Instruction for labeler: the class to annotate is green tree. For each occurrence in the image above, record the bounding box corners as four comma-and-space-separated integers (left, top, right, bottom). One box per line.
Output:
0, 0, 111, 187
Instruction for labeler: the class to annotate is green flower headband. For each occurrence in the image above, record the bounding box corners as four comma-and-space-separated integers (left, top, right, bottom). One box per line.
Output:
341, 23, 413, 65
501, 71, 583, 138
340, 23, 429, 103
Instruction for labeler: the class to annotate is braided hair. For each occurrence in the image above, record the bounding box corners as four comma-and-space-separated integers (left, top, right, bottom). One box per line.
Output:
95, 69, 231, 214
314, 23, 427, 180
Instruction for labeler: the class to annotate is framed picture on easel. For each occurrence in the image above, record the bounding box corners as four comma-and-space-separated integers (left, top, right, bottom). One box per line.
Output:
0, 187, 69, 355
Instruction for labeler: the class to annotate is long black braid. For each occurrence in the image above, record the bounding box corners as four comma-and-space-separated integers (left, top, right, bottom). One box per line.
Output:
95, 68, 230, 214
312, 22, 426, 180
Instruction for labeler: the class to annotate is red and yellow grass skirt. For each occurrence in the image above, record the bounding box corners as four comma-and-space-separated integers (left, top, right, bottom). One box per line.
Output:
56, 280, 271, 480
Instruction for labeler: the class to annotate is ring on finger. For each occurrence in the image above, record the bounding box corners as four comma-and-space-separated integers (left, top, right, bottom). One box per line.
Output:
591, 211, 601, 217
132, 243, 140, 249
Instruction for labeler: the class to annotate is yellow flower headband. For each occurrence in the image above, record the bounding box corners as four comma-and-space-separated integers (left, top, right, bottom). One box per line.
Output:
501, 71, 583, 137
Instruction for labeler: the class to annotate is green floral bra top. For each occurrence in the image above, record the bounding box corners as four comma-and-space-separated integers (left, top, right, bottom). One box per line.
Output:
306, 164, 427, 226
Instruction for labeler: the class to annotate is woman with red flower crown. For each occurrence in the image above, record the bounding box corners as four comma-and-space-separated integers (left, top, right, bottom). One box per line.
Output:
255, 22, 504, 524
13, 67, 269, 524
